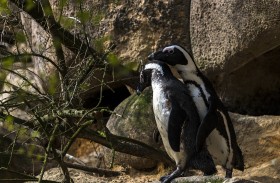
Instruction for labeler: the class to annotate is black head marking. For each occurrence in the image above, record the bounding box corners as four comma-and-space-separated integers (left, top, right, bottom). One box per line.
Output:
148, 45, 190, 66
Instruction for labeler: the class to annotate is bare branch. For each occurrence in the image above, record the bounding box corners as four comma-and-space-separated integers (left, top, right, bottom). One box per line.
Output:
64, 162, 121, 177
9, 0, 102, 60
0, 112, 174, 166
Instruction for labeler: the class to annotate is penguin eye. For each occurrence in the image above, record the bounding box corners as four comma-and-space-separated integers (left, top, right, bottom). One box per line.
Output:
163, 49, 174, 55
168, 49, 174, 54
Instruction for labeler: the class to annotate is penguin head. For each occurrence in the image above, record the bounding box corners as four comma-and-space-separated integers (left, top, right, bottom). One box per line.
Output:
136, 60, 172, 95
148, 45, 194, 67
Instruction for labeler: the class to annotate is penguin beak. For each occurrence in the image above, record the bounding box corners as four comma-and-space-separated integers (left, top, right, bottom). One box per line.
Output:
137, 71, 145, 95
136, 84, 143, 95
148, 50, 168, 62
148, 53, 154, 61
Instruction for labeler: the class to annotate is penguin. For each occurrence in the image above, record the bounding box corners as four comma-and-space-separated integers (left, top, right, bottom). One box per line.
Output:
137, 60, 216, 183
148, 45, 244, 178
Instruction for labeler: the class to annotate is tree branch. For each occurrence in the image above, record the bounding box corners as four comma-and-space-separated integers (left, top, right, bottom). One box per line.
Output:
10, 0, 102, 60
0, 111, 174, 166
64, 162, 121, 177
9, 0, 139, 90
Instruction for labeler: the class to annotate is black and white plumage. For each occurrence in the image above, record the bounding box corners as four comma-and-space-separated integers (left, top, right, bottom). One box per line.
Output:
148, 45, 244, 178
137, 61, 216, 183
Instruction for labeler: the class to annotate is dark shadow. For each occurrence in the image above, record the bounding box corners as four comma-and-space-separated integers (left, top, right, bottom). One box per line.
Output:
218, 45, 280, 116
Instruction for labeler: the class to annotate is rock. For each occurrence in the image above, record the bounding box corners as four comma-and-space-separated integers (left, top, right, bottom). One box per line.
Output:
171, 176, 224, 183
96, 0, 280, 115
152, 176, 260, 183
190, 0, 280, 75
223, 177, 261, 183
105, 87, 161, 170
190, 1, 280, 115
230, 113, 280, 183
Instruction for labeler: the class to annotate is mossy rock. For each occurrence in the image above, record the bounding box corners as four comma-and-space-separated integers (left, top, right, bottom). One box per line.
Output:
105, 87, 162, 170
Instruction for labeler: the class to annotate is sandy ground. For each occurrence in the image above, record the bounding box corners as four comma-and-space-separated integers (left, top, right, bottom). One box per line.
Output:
40, 158, 280, 183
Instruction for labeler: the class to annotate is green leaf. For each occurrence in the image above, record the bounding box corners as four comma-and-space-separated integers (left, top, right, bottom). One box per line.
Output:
42, 5, 53, 16
92, 12, 104, 26
5, 115, 14, 131
15, 31, 26, 43
25, 0, 36, 11
1, 56, 14, 69
60, 16, 76, 29
107, 53, 120, 66
80, 82, 91, 91
59, 0, 68, 9
93, 36, 111, 52
0, 0, 10, 15
31, 130, 40, 138
0, 72, 6, 82
125, 61, 138, 71
17, 148, 25, 155
48, 73, 58, 95
77, 11, 90, 24
97, 130, 106, 137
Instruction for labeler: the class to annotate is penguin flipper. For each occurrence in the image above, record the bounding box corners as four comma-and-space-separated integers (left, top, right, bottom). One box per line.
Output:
196, 98, 218, 152
167, 103, 186, 152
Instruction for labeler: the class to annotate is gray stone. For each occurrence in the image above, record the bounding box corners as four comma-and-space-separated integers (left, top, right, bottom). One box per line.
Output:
190, 1, 280, 115
223, 177, 260, 183
153, 176, 260, 183
172, 176, 224, 183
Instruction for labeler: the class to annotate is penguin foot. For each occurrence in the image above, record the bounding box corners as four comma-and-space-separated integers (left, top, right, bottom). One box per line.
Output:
203, 166, 217, 176
225, 169, 232, 178
159, 167, 183, 183
159, 175, 170, 182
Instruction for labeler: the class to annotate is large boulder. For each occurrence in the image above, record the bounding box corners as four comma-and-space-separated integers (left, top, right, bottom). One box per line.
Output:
80, 0, 280, 115
105, 87, 161, 170
190, 1, 280, 115
231, 113, 280, 182
190, 0, 280, 74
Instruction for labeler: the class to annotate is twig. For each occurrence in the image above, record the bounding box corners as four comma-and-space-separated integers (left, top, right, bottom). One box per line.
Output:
0, 67, 45, 96
0, 168, 59, 182
0, 112, 174, 166
39, 109, 100, 123
0, 53, 62, 73
64, 162, 122, 177
52, 145, 73, 183
61, 120, 93, 157
38, 123, 59, 183
7, 128, 20, 168
10, 0, 102, 60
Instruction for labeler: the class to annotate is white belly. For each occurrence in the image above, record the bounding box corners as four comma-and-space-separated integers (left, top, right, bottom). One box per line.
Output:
152, 84, 187, 167
188, 84, 232, 168
206, 129, 229, 166
188, 84, 208, 119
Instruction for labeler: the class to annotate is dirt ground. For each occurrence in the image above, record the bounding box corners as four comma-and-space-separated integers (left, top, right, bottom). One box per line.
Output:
40, 160, 280, 183
40, 114, 280, 183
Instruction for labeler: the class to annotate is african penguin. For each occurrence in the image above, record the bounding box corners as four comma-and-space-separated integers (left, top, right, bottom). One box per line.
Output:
137, 60, 216, 183
148, 45, 244, 178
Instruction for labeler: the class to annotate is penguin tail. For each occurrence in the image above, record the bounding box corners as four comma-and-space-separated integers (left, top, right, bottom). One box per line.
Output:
233, 146, 245, 171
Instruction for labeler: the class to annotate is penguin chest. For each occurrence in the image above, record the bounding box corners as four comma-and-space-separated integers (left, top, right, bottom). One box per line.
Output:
187, 84, 232, 168
188, 84, 208, 119
152, 87, 171, 146
152, 87, 186, 166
